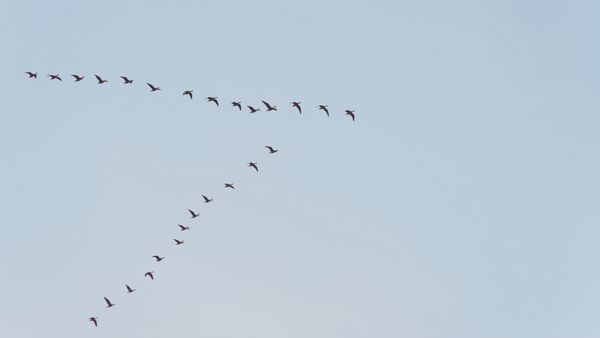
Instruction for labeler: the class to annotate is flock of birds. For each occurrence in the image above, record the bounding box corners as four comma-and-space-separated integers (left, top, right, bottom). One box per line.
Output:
24, 71, 357, 121
23, 70, 355, 328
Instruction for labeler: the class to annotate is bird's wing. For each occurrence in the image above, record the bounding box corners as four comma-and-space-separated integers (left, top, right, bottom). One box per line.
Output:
146, 83, 153, 89
104, 297, 111, 305
94, 74, 102, 82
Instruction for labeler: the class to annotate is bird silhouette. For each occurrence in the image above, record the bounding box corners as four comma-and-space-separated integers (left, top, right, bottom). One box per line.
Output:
94, 74, 108, 84
145, 271, 155, 280
188, 209, 200, 219
207, 96, 219, 106
25, 72, 37, 78
178, 224, 190, 231
292, 101, 302, 114
152, 255, 165, 262
147, 83, 161, 92
231, 101, 242, 110
47, 74, 62, 81
120, 76, 133, 84
71, 74, 84, 82
174, 239, 185, 245
182, 90, 193, 99
265, 146, 278, 154
261, 100, 277, 111
224, 183, 235, 190
247, 105, 260, 113
345, 110, 355, 121
318, 105, 329, 116
248, 162, 259, 172
89, 317, 98, 327
202, 195, 213, 203
126, 284, 136, 293
104, 297, 115, 308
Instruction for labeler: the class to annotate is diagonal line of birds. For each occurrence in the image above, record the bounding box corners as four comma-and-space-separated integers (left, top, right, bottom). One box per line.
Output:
24, 71, 357, 121
87, 144, 279, 328
22, 70, 355, 328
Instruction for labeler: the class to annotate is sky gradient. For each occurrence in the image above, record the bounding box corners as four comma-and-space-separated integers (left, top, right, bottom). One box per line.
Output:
1, 1, 599, 337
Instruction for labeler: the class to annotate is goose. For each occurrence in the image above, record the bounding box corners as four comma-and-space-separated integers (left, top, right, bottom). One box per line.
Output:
292, 101, 302, 114
47, 74, 62, 81
182, 90, 193, 99
25, 71, 37, 78
146, 83, 161, 92
202, 195, 213, 203
224, 183, 235, 190
318, 105, 329, 116
71, 74, 84, 82
152, 255, 165, 262
104, 297, 115, 308
261, 100, 277, 111
89, 317, 98, 327
174, 239, 185, 245
126, 284, 136, 293
145, 271, 154, 280
178, 224, 190, 231
207, 96, 219, 106
248, 162, 258, 172
94, 74, 108, 84
231, 101, 242, 110
247, 105, 260, 113
188, 209, 200, 219
120, 76, 133, 84
345, 110, 355, 121
265, 146, 278, 154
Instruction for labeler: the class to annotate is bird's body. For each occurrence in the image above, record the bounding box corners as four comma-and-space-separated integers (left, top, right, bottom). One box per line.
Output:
147, 83, 161, 92
247, 105, 260, 113
345, 110, 356, 121
188, 209, 200, 218
202, 195, 213, 203
261, 100, 277, 111
89, 317, 98, 327
25, 71, 37, 78
120, 76, 133, 84
94, 74, 108, 84
145, 271, 154, 280
152, 255, 165, 262
174, 239, 185, 245
207, 96, 219, 106
248, 162, 259, 172
104, 297, 115, 308
71, 74, 84, 82
126, 284, 136, 293
224, 183, 235, 190
47, 74, 62, 81
265, 146, 278, 154
178, 224, 190, 231
292, 101, 302, 114
232, 101, 242, 110
182, 90, 193, 99
318, 105, 330, 116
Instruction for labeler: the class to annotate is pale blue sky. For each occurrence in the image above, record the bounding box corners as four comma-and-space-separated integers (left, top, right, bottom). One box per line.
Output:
1, 1, 599, 337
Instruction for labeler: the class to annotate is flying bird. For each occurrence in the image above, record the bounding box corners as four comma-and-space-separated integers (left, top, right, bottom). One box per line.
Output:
202, 195, 213, 203
292, 101, 302, 114
47, 74, 62, 81
89, 317, 98, 327
104, 297, 115, 308
174, 239, 185, 245
152, 255, 165, 262
247, 105, 260, 113
248, 162, 258, 172
231, 101, 242, 110
146, 83, 161, 92
188, 209, 200, 219
178, 224, 190, 231
71, 74, 84, 82
120, 76, 133, 84
345, 110, 356, 121
207, 96, 219, 106
94, 74, 108, 84
265, 146, 278, 154
261, 100, 277, 111
318, 105, 329, 116
182, 90, 193, 99
224, 183, 235, 190
145, 271, 154, 280
25, 71, 37, 78
126, 284, 136, 293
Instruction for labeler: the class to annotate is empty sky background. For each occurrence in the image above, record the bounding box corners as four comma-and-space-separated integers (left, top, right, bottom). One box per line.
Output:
1, 1, 599, 337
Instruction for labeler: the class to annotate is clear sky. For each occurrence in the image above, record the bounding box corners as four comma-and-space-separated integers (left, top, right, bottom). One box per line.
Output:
1, 1, 599, 337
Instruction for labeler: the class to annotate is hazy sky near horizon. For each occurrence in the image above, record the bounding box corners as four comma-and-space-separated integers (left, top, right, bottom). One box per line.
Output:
1, 1, 599, 337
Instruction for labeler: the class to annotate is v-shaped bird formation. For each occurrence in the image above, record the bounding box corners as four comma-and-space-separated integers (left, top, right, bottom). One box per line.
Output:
24, 71, 357, 121
22, 70, 357, 328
